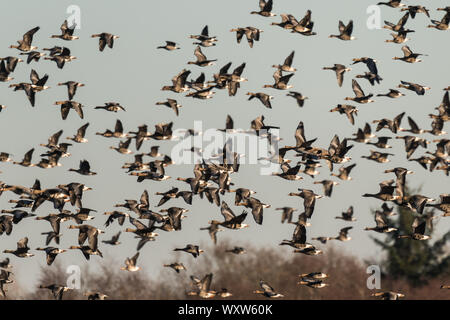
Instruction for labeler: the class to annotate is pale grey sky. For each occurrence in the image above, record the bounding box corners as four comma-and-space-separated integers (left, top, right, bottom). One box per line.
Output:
0, 0, 449, 293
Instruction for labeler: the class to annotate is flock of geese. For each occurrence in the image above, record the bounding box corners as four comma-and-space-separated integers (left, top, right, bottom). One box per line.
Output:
0, 0, 449, 300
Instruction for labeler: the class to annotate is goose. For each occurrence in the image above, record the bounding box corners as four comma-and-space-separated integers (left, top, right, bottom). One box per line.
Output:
330, 104, 358, 125
398, 218, 430, 240
383, 13, 410, 32
161, 69, 191, 93
58, 81, 84, 100
271, 14, 295, 29
102, 231, 122, 245
426, 118, 447, 136
68, 224, 104, 250
188, 273, 217, 298
280, 223, 313, 249
9, 26, 40, 51
35, 247, 66, 265
253, 280, 284, 298
159, 207, 189, 231
273, 51, 296, 72
286, 91, 308, 107
377, 89, 405, 98
230, 27, 263, 48
313, 180, 339, 197
43, 46, 63, 56
426, 194, 450, 216
163, 262, 186, 273
39, 284, 72, 300
331, 163, 356, 180
263, 69, 294, 90
44, 47, 76, 69
363, 180, 401, 202
298, 278, 329, 289
393, 45, 427, 63
91, 33, 119, 51
157, 41, 180, 50
225, 246, 246, 255
373, 112, 405, 134
0, 215, 14, 236
68, 160, 97, 175
0, 56, 23, 72
329, 20, 355, 40
299, 272, 329, 280
155, 99, 182, 116
288, 189, 322, 219
1, 209, 36, 224
0, 60, 14, 82
12, 148, 35, 167
19, 51, 46, 64
250, 0, 276, 17
3, 237, 34, 258
246, 92, 274, 108
54, 100, 84, 119
275, 207, 297, 223
403, 194, 436, 214
290, 11, 315, 35
97, 119, 128, 138
0, 152, 13, 163
398, 116, 425, 134
372, 291, 405, 300
51, 20, 79, 40
396, 135, 429, 159
385, 30, 414, 43
67, 123, 89, 143
323, 64, 351, 87
355, 72, 382, 86
335, 206, 356, 221
333, 226, 353, 241
0, 258, 11, 269
427, 11, 450, 30
174, 244, 204, 258
125, 217, 159, 238
95, 102, 126, 112
215, 202, 249, 230
85, 292, 108, 300
185, 86, 216, 99
69, 245, 103, 260
236, 197, 270, 224
377, 0, 406, 8
352, 57, 379, 75
366, 137, 392, 149
119, 252, 140, 272
110, 138, 133, 154
361, 150, 394, 163
348, 123, 375, 143
364, 211, 397, 233
400, 6, 430, 19
345, 79, 375, 103
187, 46, 217, 67
271, 162, 303, 181
189, 25, 217, 43
293, 246, 323, 255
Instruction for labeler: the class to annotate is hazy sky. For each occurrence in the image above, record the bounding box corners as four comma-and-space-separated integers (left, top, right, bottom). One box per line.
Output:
0, 0, 449, 293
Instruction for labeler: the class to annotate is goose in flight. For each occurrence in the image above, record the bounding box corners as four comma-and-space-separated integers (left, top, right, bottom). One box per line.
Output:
383, 13, 410, 32
9, 26, 40, 51
155, 99, 182, 116
329, 20, 355, 40
364, 211, 397, 233
67, 123, 89, 143
91, 33, 119, 51
393, 45, 427, 63
400, 6, 430, 19
427, 11, 450, 30
385, 30, 414, 44
398, 217, 431, 240
54, 100, 84, 119
187, 273, 217, 298
345, 79, 375, 104
331, 163, 357, 181
288, 189, 322, 219
280, 223, 313, 249
363, 180, 400, 202
253, 280, 284, 298
335, 206, 356, 221
323, 64, 351, 87
251, 0, 276, 17
377, 89, 405, 99
157, 41, 180, 51
68, 160, 97, 175
313, 180, 339, 197
163, 262, 186, 273
275, 207, 297, 224
329, 104, 358, 125
188, 46, 217, 67
246, 92, 274, 108
273, 51, 296, 72
58, 81, 84, 100
44, 47, 76, 69
377, 0, 406, 8
120, 252, 140, 271
372, 291, 405, 300
35, 247, 67, 266
263, 69, 294, 90
51, 20, 79, 40
39, 284, 72, 300
286, 91, 308, 107
3, 237, 34, 258
95, 102, 126, 112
